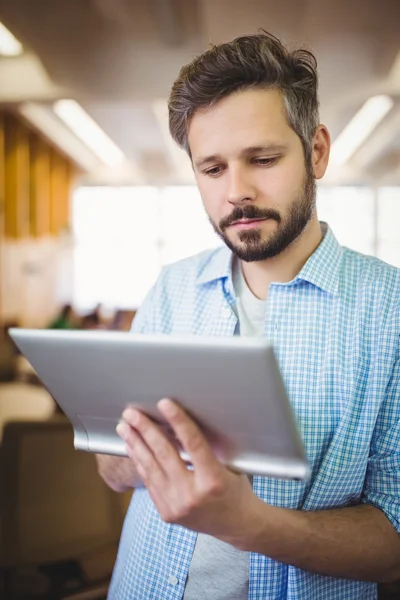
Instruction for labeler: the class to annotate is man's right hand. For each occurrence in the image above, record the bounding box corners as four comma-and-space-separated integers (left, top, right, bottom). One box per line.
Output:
95, 454, 143, 492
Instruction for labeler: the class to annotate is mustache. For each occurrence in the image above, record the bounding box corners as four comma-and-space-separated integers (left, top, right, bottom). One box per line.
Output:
219, 205, 281, 230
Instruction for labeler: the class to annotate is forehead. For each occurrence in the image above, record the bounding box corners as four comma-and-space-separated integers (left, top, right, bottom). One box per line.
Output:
188, 88, 298, 158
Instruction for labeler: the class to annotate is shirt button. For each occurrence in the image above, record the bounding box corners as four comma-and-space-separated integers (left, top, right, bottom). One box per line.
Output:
274, 320, 279, 331
168, 574, 179, 585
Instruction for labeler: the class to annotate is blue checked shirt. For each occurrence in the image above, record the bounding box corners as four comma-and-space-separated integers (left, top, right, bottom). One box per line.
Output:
108, 225, 400, 600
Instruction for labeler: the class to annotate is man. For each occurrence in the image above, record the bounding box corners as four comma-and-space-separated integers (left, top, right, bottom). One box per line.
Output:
97, 31, 400, 599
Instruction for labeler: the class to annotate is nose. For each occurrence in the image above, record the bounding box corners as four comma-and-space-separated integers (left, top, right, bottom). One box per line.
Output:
226, 165, 257, 205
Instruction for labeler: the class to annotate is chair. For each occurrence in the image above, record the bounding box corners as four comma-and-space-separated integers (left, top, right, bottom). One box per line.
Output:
0, 417, 131, 598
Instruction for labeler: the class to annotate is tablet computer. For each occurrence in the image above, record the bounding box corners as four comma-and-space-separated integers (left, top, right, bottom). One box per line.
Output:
9, 328, 308, 480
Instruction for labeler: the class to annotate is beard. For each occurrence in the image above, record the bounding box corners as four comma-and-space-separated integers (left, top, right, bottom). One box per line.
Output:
208, 167, 316, 262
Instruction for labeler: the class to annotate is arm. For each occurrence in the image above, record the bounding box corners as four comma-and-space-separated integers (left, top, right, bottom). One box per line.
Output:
118, 400, 400, 584
238, 500, 400, 583
239, 355, 400, 580
95, 454, 143, 492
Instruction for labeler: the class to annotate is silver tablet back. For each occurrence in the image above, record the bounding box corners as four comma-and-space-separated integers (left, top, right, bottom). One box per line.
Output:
9, 329, 308, 480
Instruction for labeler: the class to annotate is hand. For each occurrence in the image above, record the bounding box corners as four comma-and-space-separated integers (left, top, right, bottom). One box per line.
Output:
116, 399, 264, 548
95, 453, 142, 492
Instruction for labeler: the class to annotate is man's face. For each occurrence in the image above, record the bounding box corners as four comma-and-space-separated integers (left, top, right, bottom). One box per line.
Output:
188, 88, 316, 262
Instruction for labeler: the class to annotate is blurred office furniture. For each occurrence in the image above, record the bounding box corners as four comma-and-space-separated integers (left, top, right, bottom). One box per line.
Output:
81, 305, 102, 331
0, 326, 19, 382
15, 354, 43, 386
108, 310, 136, 332
0, 383, 56, 442
379, 582, 400, 600
47, 305, 80, 331
0, 417, 132, 599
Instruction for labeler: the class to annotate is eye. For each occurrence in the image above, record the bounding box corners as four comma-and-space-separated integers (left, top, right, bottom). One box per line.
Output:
203, 165, 224, 177
252, 157, 279, 166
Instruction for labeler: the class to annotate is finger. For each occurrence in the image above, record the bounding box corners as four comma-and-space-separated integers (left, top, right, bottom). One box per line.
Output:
116, 421, 139, 458
122, 408, 188, 480
117, 421, 167, 489
116, 421, 142, 462
157, 399, 221, 475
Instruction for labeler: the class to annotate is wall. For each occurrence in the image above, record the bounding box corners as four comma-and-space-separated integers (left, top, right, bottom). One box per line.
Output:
0, 111, 77, 327
0, 235, 74, 328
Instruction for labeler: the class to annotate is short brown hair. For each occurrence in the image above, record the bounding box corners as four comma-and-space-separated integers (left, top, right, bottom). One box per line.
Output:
168, 31, 319, 163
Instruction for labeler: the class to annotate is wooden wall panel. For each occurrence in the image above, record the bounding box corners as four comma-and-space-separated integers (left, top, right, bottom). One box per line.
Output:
1, 110, 78, 327
1, 111, 76, 239
65, 162, 75, 231
29, 134, 51, 237
50, 150, 71, 236
4, 114, 30, 239
0, 114, 5, 326
0, 113, 4, 240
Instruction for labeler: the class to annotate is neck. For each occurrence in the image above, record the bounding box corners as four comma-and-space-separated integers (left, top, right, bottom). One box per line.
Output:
240, 216, 323, 300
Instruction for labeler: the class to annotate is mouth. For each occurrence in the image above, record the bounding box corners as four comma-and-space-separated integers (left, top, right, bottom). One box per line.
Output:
228, 218, 268, 230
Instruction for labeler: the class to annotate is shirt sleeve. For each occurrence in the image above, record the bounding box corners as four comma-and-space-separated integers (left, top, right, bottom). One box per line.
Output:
130, 287, 155, 334
130, 267, 168, 334
361, 354, 400, 533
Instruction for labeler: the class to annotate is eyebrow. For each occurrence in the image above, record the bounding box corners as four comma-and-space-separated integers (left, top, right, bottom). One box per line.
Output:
193, 144, 288, 169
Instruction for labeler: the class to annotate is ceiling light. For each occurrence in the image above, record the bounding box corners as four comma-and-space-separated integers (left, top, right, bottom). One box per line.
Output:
19, 103, 100, 172
0, 21, 23, 56
53, 99, 125, 167
330, 95, 394, 166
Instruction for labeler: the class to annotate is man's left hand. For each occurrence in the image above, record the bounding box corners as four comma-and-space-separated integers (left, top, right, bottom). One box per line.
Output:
116, 398, 264, 548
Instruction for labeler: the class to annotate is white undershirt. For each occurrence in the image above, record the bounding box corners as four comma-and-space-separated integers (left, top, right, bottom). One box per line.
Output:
183, 257, 266, 600
232, 256, 266, 336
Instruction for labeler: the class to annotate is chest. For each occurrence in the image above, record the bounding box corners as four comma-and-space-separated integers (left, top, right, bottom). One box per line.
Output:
167, 281, 384, 460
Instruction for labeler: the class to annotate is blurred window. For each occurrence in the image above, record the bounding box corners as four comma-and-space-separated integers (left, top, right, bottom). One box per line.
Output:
72, 185, 400, 310
72, 187, 160, 311
317, 186, 375, 256
376, 187, 400, 269
72, 186, 220, 311
158, 186, 222, 266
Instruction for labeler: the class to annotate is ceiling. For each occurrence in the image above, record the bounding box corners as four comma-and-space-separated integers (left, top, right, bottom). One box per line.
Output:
0, 0, 400, 185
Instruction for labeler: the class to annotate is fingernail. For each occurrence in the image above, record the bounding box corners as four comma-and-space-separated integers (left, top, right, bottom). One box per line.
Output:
158, 398, 177, 417
116, 422, 130, 441
122, 408, 139, 426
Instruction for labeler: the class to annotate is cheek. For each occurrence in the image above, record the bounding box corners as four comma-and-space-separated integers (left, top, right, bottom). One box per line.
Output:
257, 164, 304, 207
197, 179, 226, 221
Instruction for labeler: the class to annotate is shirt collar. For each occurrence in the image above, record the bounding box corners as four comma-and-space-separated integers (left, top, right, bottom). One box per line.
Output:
196, 222, 343, 296
295, 223, 342, 295
196, 245, 232, 286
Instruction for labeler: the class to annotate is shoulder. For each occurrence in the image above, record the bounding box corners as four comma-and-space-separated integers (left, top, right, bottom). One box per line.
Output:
341, 247, 400, 307
160, 245, 227, 287
340, 248, 400, 353
131, 246, 227, 333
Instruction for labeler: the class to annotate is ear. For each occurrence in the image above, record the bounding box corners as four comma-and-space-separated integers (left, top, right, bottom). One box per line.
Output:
311, 125, 330, 180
